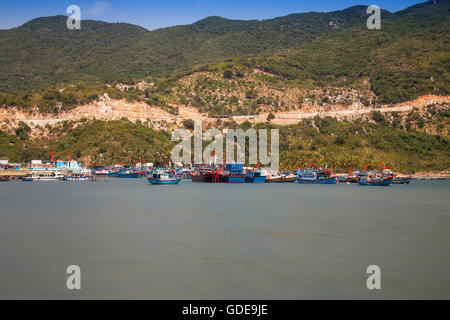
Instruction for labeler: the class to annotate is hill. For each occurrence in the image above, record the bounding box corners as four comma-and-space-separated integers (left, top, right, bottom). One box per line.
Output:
0, 5, 386, 91
1, 105, 448, 173
0, 0, 448, 114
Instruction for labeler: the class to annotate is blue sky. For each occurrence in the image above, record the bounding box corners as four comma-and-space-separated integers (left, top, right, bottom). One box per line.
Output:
0, 0, 424, 30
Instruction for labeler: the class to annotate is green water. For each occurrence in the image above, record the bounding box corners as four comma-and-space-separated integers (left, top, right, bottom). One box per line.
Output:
0, 179, 449, 299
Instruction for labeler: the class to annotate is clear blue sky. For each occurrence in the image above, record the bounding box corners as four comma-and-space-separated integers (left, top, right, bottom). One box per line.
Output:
0, 0, 424, 30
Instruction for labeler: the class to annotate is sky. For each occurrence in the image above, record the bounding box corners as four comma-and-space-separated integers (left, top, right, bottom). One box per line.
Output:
0, 0, 425, 30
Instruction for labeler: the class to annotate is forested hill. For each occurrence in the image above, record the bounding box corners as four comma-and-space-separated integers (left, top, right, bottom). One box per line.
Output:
0, 3, 403, 91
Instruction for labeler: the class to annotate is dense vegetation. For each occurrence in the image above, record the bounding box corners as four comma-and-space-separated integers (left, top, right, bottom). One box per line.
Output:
0, 0, 448, 108
16, 119, 175, 166
0, 1, 448, 173
1, 104, 448, 173
0, 6, 373, 92
243, 0, 450, 104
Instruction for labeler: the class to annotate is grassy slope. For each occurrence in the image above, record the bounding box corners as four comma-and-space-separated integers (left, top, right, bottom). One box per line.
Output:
0, 6, 372, 92
1, 105, 448, 173
0, 1, 448, 113
245, 0, 450, 104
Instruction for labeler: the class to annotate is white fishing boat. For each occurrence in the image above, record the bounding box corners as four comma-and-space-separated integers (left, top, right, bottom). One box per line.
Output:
65, 173, 92, 181
31, 171, 64, 181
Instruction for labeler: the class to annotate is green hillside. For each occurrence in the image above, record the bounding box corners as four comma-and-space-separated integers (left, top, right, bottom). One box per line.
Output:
0, 5, 388, 91
0, 0, 448, 112
1, 104, 448, 173
243, 0, 450, 104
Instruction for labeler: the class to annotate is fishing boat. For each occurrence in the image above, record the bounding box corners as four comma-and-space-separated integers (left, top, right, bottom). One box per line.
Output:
191, 166, 225, 183
280, 173, 297, 183
224, 163, 246, 183
265, 173, 296, 183
265, 175, 281, 183
245, 170, 266, 183
148, 172, 181, 185
30, 171, 64, 181
177, 168, 193, 179
117, 169, 141, 178
65, 173, 92, 181
296, 169, 337, 184
392, 176, 412, 184
358, 172, 393, 186
338, 171, 361, 183
0, 176, 10, 182
93, 169, 110, 176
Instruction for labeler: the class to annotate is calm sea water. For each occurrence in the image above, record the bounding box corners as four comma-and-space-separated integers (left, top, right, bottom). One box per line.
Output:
0, 179, 449, 299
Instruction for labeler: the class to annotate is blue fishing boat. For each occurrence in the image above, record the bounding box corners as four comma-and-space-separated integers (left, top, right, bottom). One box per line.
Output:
117, 169, 141, 178
358, 172, 393, 186
245, 170, 267, 183
296, 168, 337, 184
148, 172, 181, 185
224, 163, 245, 183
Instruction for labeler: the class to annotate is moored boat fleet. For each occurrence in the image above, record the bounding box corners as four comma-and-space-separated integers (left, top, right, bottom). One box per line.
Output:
0, 158, 438, 186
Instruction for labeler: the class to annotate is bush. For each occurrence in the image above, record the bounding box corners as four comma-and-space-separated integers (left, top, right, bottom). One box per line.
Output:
223, 70, 233, 79
371, 111, 385, 123
183, 119, 195, 130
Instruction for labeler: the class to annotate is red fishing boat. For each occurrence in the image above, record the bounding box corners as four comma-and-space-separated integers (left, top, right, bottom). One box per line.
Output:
191, 166, 225, 183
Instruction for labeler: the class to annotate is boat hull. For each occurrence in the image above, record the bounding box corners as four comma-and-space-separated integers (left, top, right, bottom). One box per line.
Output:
246, 176, 267, 183
225, 174, 246, 183
392, 178, 411, 184
266, 176, 296, 183
359, 177, 393, 186
297, 177, 337, 184
192, 173, 225, 183
117, 173, 141, 178
148, 178, 181, 185
65, 177, 91, 181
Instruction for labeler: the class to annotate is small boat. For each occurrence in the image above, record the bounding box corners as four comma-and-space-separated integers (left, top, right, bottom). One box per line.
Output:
148, 172, 181, 185
22, 176, 34, 182
280, 174, 297, 183
65, 173, 91, 181
117, 169, 142, 178
93, 169, 110, 176
338, 171, 361, 183
265, 175, 281, 183
358, 173, 393, 186
392, 176, 412, 185
0, 176, 10, 182
30, 171, 64, 181
296, 169, 337, 184
265, 173, 296, 183
245, 171, 266, 183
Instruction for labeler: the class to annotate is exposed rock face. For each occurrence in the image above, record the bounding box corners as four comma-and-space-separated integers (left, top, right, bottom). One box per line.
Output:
1, 95, 448, 133
328, 21, 340, 31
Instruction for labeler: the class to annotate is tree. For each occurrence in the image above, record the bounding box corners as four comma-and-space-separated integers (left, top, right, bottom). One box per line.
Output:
267, 113, 275, 122
183, 119, 195, 130
223, 70, 233, 79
